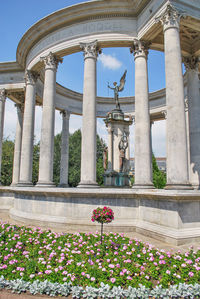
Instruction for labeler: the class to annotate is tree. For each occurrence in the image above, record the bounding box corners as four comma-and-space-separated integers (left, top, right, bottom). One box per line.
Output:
1, 139, 14, 185
152, 154, 166, 189
68, 130, 81, 187
53, 133, 61, 186
32, 142, 40, 185
96, 136, 106, 186
0, 131, 106, 187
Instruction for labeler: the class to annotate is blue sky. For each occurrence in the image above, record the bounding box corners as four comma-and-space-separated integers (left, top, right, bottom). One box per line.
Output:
0, 0, 166, 157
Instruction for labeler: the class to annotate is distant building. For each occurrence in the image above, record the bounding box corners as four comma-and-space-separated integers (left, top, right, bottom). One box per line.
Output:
129, 157, 166, 175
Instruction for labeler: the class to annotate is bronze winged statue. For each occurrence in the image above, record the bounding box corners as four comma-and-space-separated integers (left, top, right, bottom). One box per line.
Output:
108, 70, 127, 110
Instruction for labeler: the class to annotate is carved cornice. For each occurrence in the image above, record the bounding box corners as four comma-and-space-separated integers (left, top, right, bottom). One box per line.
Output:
183, 56, 199, 71
156, 4, 184, 32
80, 40, 101, 60
0, 89, 6, 103
130, 39, 150, 59
25, 70, 39, 85
40, 52, 63, 71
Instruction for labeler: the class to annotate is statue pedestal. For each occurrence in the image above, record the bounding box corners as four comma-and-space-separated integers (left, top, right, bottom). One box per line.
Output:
104, 108, 133, 187
104, 171, 130, 187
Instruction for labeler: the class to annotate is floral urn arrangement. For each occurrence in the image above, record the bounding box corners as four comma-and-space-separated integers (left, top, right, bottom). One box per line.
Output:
91, 206, 114, 243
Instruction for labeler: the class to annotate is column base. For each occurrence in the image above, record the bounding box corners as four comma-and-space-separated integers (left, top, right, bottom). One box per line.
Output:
10, 183, 19, 187
17, 181, 33, 187
58, 183, 69, 188
36, 181, 56, 188
77, 180, 100, 188
132, 183, 155, 189
165, 183, 193, 190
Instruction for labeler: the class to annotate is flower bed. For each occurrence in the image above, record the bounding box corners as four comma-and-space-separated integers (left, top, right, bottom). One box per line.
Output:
0, 222, 200, 297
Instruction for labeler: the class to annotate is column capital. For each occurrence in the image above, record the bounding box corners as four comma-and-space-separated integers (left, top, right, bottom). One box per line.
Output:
0, 89, 6, 103
156, 4, 184, 32
60, 109, 70, 120
40, 52, 63, 71
130, 39, 150, 60
183, 56, 199, 72
25, 69, 39, 85
80, 40, 101, 60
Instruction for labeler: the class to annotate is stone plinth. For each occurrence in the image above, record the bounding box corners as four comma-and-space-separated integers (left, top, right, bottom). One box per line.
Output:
104, 109, 132, 187
1, 186, 200, 246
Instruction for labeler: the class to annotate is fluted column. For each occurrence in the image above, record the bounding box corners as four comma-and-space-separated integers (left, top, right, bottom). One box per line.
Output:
0, 89, 6, 183
158, 5, 191, 189
12, 103, 24, 186
78, 40, 101, 188
18, 70, 38, 186
37, 52, 62, 187
150, 120, 154, 177
131, 40, 154, 188
59, 110, 70, 187
184, 56, 200, 188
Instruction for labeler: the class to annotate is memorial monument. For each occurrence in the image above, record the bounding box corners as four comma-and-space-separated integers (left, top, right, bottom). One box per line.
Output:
104, 71, 133, 186
0, 0, 199, 245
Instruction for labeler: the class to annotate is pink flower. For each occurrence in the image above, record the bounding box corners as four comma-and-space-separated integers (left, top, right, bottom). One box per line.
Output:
127, 276, 132, 280
91, 277, 95, 281
109, 264, 115, 268
110, 278, 116, 283
45, 270, 52, 274
189, 272, 194, 277
181, 263, 187, 267
166, 270, 171, 274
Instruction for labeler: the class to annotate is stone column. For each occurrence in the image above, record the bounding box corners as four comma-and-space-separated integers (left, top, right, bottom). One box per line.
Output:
184, 56, 200, 188
158, 4, 191, 189
131, 40, 154, 188
78, 40, 101, 188
59, 110, 70, 187
37, 52, 62, 187
18, 70, 38, 186
150, 120, 154, 177
0, 89, 6, 183
12, 103, 24, 186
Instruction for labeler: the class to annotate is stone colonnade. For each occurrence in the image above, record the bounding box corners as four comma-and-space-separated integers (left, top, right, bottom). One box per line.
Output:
0, 4, 199, 189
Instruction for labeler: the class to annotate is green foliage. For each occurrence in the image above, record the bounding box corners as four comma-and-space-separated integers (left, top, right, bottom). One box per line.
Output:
152, 154, 166, 189
0, 131, 106, 187
0, 223, 200, 290
53, 134, 61, 186
1, 139, 14, 185
96, 136, 106, 186
68, 130, 82, 187
32, 142, 40, 185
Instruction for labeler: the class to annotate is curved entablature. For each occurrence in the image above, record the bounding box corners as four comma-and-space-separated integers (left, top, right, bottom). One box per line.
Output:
0, 61, 168, 119
14, 0, 200, 72
0, 59, 198, 121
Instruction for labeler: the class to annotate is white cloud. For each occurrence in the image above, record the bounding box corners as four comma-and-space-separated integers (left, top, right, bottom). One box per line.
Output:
98, 53, 122, 70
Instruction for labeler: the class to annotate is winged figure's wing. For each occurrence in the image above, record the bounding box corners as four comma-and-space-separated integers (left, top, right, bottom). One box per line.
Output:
118, 70, 127, 92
